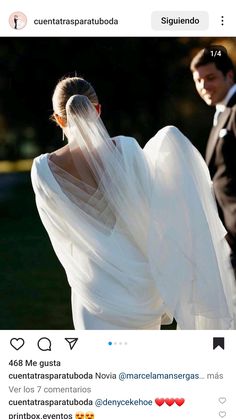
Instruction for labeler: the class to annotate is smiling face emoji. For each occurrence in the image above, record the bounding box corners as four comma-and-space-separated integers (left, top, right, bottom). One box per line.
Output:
85, 413, 94, 419
75, 413, 84, 419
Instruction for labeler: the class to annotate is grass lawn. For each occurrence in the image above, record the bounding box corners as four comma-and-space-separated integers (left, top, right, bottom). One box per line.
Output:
0, 172, 73, 329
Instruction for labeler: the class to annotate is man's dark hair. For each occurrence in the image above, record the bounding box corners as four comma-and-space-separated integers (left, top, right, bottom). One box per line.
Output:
190, 46, 234, 76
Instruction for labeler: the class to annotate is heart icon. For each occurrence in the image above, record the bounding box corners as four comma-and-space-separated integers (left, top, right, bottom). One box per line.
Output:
219, 412, 226, 418
219, 398, 226, 404
155, 398, 165, 406
175, 398, 185, 406
165, 398, 175, 406
10, 338, 25, 350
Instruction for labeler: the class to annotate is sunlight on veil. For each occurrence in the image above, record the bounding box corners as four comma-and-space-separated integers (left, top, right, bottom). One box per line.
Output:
144, 126, 236, 329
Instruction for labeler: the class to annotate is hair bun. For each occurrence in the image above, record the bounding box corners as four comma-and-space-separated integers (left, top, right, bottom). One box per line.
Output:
66, 94, 88, 109
66, 94, 97, 121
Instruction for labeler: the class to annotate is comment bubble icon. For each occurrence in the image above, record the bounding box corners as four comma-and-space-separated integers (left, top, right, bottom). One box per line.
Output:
37, 337, 51, 351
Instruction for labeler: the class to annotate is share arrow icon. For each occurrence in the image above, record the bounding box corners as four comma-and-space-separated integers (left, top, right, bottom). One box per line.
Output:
65, 338, 78, 350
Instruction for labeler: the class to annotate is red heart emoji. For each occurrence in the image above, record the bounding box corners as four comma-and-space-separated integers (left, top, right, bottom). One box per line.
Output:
155, 398, 165, 406
175, 398, 185, 406
165, 398, 175, 406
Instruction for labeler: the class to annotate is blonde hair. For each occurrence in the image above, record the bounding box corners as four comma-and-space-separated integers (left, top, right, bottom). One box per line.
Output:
52, 76, 99, 122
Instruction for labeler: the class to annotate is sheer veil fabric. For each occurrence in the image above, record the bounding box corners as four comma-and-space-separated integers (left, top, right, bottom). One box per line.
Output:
31, 95, 236, 329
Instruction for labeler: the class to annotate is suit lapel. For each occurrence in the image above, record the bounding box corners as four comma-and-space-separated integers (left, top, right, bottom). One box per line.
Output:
227, 92, 236, 107
205, 107, 231, 165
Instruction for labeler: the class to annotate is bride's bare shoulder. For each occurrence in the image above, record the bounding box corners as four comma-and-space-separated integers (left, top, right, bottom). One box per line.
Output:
49, 145, 71, 168
48, 144, 82, 180
50, 144, 69, 158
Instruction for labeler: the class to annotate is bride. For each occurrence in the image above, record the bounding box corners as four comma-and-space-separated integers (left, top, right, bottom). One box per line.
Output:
31, 76, 236, 330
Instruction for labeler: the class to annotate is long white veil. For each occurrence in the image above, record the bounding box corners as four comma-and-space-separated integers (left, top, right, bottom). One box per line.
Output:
32, 94, 236, 329
64, 94, 151, 251
144, 127, 236, 329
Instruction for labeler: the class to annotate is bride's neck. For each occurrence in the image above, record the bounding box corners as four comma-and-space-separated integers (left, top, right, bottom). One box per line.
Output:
49, 145, 98, 188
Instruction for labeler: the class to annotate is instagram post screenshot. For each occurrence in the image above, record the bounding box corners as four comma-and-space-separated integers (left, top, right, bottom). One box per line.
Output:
0, 1, 236, 418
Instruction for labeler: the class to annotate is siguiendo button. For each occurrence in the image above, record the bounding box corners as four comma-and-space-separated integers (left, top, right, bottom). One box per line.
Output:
151, 11, 209, 31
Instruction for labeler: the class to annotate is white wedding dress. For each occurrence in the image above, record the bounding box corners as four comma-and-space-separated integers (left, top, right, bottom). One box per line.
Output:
31, 126, 236, 330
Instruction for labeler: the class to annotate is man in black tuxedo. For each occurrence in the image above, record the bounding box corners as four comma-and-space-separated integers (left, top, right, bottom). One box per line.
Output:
190, 46, 236, 276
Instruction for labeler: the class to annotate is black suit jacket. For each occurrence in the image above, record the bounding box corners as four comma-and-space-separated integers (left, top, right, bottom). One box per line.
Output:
206, 92, 236, 251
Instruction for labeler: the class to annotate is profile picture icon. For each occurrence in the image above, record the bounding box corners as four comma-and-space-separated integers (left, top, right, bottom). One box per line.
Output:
9, 12, 27, 30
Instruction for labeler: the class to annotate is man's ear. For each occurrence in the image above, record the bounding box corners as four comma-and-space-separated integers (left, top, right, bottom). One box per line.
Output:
94, 104, 101, 116
54, 113, 67, 127
227, 69, 234, 84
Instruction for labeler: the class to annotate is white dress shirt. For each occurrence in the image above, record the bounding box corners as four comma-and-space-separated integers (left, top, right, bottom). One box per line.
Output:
213, 84, 236, 126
